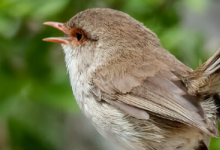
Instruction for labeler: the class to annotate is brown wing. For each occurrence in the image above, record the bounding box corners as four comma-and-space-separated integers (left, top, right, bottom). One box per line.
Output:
93, 70, 218, 137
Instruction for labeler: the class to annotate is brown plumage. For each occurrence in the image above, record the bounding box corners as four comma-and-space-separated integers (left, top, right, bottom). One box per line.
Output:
43, 8, 220, 150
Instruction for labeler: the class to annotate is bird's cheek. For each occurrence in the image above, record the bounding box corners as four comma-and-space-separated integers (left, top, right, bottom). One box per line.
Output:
61, 44, 74, 55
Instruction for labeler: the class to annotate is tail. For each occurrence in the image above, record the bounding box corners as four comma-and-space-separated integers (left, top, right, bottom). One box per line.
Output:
183, 48, 220, 98
183, 48, 220, 139
183, 48, 220, 123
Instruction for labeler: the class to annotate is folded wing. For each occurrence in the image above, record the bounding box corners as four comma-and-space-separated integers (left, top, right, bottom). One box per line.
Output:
93, 69, 218, 137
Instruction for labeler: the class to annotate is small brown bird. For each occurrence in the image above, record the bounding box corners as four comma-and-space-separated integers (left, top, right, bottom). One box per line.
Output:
43, 8, 220, 150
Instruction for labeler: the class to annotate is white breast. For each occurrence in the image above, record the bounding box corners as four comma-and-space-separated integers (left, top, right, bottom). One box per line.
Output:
62, 44, 147, 150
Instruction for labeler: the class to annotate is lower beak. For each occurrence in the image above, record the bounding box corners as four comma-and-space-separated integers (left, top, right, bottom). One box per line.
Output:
43, 22, 71, 44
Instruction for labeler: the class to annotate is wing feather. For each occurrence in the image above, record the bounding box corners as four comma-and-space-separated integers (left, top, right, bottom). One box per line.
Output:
93, 69, 218, 137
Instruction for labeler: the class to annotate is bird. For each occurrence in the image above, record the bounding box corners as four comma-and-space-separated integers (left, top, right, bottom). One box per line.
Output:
43, 8, 220, 150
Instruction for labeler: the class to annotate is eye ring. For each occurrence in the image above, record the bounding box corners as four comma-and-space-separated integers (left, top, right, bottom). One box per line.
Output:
69, 28, 88, 45
76, 32, 82, 41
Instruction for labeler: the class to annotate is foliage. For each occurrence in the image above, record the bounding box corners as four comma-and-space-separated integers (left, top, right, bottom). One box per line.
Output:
0, 0, 219, 149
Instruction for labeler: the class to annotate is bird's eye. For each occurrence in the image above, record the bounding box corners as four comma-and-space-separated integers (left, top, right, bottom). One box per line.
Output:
69, 28, 87, 45
76, 32, 82, 41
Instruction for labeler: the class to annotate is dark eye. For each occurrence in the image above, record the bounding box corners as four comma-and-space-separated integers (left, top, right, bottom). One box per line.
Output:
76, 32, 82, 41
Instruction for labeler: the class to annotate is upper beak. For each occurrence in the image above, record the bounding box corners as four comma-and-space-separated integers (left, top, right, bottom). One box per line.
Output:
43, 22, 71, 44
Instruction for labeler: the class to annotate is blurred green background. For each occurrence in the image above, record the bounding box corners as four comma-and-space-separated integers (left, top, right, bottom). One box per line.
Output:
0, 0, 220, 150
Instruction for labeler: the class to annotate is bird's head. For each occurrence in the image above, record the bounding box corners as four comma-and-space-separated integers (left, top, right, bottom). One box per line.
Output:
43, 8, 161, 74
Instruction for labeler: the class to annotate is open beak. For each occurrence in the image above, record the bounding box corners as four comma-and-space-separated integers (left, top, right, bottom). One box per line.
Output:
43, 22, 71, 44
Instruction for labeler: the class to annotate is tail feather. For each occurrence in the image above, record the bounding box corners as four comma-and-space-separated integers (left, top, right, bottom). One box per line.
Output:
183, 48, 220, 97
204, 48, 220, 74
